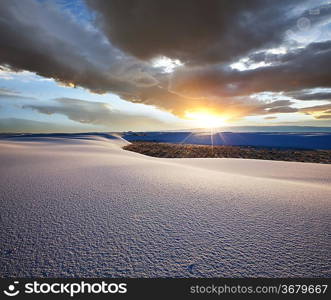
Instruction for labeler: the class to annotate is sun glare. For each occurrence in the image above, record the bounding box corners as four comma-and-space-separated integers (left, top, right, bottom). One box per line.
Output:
185, 111, 228, 128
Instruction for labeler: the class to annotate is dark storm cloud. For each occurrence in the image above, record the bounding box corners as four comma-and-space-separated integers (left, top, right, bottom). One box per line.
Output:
0, 0, 159, 95
87, 0, 297, 64
0, 0, 330, 122
169, 41, 331, 100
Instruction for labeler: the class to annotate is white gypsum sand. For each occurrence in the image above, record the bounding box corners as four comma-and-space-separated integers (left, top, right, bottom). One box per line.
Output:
0, 135, 330, 277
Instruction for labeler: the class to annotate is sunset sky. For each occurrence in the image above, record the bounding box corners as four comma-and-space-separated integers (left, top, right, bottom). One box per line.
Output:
1, 0, 331, 132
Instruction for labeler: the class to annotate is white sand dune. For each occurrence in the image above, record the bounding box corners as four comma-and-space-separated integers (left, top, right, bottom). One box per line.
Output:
0, 134, 330, 277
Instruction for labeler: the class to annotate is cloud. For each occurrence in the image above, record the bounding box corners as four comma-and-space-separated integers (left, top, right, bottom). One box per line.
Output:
23, 97, 169, 131
286, 91, 331, 101
0, 66, 52, 82
87, 0, 297, 64
315, 114, 331, 119
0, 0, 159, 95
124, 83, 298, 119
169, 41, 331, 100
0, 88, 19, 97
268, 107, 298, 113
0, 88, 34, 100
0, 118, 95, 133
299, 103, 331, 119
264, 116, 277, 120
300, 103, 331, 113
0, 0, 330, 124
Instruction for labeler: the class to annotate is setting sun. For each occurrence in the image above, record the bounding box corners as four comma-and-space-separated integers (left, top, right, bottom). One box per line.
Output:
185, 111, 228, 128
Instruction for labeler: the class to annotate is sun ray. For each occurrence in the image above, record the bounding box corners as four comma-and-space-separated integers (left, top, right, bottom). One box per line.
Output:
180, 131, 194, 144
210, 127, 214, 155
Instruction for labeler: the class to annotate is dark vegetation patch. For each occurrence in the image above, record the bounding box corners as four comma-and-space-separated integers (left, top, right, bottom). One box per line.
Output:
123, 142, 331, 164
